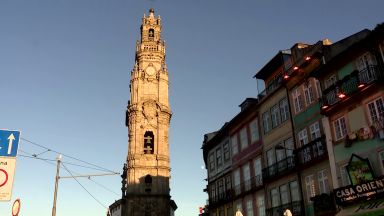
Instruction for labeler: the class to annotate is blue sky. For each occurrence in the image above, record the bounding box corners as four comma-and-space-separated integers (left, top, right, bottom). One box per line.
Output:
0, 0, 383, 215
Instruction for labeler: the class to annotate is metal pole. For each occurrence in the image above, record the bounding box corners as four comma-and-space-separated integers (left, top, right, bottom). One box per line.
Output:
52, 158, 60, 216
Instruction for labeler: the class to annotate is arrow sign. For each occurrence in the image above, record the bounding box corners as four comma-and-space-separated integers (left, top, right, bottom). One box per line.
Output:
7, 134, 15, 155
0, 130, 21, 158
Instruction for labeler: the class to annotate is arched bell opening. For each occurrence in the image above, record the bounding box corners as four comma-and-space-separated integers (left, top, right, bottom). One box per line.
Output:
143, 131, 154, 154
148, 29, 154, 41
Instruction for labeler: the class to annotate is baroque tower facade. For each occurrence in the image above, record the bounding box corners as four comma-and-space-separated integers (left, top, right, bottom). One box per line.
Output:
125, 8, 172, 216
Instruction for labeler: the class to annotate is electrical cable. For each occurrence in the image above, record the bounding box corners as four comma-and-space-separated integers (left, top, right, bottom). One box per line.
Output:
61, 162, 109, 209
21, 137, 115, 172
18, 153, 156, 216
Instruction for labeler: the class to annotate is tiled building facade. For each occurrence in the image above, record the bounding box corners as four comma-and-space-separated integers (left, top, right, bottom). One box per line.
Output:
202, 23, 384, 216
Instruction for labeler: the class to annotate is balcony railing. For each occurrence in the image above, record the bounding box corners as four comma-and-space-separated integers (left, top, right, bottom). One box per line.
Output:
209, 175, 263, 207
319, 65, 381, 110
233, 174, 263, 197
265, 200, 303, 216
258, 78, 283, 100
295, 135, 327, 166
262, 156, 297, 182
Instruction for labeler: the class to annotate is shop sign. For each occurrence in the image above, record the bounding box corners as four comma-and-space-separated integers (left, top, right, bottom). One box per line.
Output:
334, 154, 383, 206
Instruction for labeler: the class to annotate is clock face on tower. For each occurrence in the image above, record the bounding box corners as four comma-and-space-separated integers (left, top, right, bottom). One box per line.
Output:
146, 67, 155, 76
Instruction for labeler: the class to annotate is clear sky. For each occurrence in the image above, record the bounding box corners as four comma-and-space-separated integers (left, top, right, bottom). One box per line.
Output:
0, 0, 383, 215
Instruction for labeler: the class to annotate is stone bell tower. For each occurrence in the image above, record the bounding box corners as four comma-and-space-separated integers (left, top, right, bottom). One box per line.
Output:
124, 8, 173, 216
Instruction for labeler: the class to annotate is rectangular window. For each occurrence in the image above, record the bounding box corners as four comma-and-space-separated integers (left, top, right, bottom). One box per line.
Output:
223, 142, 230, 161
315, 79, 322, 98
246, 198, 253, 216
325, 75, 337, 89
275, 144, 284, 162
299, 129, 308, 146
226, 175, 232, 190
218, 179, 223, 196
243, 164, 251, 191
340, 164, 351, 186
280, 98, 290, 122
293, 88, 303, 113
276, 71, 283, 85
333, 116, 348, 140
257, 195, 265, 216
250, 119, 259, 142
284, 138, 293, 157
216, 148, 222, 166
254, 158, 262, 176
280, 184, 288, 205
211, 184, 216, 199
310, 122, 321, 141
240, 128, 248, 149
305, 175, 316, 202
266, 149, 274, 166
219, 210, 224, 216
263, 112, 271, 134
318, 169, 330, 194
227, 207, 233, 216
357, 52, 373, 71
303, 81, 315, 106
271, 105, 280, 128
236, 202, 242, 213
234, 170, 240, 187
368, 98, 384, 122
268, 79, 275, 93
271, 188, 279, 207
290, 181, 300, 202
209, 154, 215, 170
232, 136, 238, 155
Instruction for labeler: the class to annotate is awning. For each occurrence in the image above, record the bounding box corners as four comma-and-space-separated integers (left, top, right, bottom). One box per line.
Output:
336, 198, 384, 216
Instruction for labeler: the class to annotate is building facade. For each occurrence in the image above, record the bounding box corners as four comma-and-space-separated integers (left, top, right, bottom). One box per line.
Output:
202, 23, 384, 216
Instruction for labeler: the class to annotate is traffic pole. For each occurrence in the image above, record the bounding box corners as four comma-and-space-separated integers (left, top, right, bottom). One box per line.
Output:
52, 154, 62, 216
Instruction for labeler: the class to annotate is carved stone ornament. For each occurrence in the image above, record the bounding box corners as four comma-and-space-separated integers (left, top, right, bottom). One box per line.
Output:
142, 101, 158, 127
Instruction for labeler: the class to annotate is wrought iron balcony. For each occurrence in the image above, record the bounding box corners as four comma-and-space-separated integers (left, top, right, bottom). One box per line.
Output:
295, 135, 327, 166
319, 65, 381, 110
265, 200, 303, 216
233, 175, 263, 197
262, 156, 297, 182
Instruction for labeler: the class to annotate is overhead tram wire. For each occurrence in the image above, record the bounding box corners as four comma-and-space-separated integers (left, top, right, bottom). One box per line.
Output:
18, 153, 122, 216
18, 153, 110, 172
21, 137, 115, 173
19, 153, 156, 215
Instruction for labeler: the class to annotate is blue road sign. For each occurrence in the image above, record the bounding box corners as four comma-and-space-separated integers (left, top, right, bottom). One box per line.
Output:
0, 130, 20, 157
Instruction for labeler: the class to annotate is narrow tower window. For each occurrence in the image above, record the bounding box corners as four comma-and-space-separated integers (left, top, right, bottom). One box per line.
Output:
144, 131, 154, 154
149, 29, 154, 41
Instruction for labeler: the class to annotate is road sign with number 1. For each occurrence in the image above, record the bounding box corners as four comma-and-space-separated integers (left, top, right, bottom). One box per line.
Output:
0, 130, 21, 158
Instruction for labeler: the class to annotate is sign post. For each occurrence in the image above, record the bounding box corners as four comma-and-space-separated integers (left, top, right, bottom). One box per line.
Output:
0, 129, 21, 202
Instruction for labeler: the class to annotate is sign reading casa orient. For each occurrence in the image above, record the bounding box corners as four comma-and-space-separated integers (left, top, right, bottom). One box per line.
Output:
0, 129, 21, 202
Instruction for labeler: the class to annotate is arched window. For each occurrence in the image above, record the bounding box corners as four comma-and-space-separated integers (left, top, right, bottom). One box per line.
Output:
144, 131, 154, 154
148, 29, 154, 41
145, 175, 152, 184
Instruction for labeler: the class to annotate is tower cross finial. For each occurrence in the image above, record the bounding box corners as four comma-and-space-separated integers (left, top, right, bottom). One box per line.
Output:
150, 0, 155, 9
